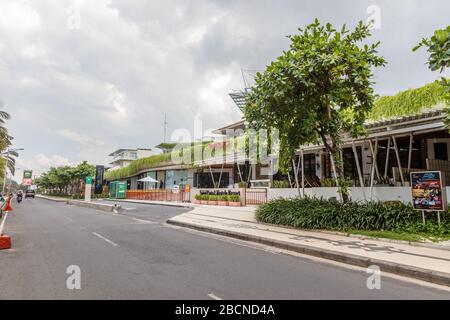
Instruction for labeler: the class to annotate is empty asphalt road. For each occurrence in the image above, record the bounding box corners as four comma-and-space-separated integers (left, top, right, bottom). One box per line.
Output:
1, 198, 449, 299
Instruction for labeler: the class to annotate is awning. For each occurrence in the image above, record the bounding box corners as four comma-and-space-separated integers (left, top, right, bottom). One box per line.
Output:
138, 176, 159, 183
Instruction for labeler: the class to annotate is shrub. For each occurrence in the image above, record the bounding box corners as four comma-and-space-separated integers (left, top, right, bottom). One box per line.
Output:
201, 194, 209, 201
195, 194, 202, 200
238, 181, 247, 188
256, 197, 450, 236
218, 195, 228, 202
228, 195, 240, 202
272, 180, 290, 188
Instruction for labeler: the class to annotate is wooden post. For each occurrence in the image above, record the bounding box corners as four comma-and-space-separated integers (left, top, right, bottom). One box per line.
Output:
407, 134, 413, 173
329, 152, 343, 203
392, 136, 405, 186
352, 141, 366, 201
384, 137, 391, 178
292, 159, 301, 197
301, 149, 305, 197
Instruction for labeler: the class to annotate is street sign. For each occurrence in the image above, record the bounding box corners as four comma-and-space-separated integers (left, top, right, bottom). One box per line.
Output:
411, 171, 445, 212
85, 176, 93, 185
23, 170, 32, 179
94, 165, 104, 195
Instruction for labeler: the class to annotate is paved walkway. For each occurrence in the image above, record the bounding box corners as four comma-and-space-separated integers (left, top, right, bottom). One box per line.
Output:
167, 206, 450, 286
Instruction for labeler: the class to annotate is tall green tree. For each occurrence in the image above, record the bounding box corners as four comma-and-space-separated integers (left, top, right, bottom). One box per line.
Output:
245, 20, 386, 202
413, 26, 450, 123
0, 109, 16, 180
35, 162, 95, 195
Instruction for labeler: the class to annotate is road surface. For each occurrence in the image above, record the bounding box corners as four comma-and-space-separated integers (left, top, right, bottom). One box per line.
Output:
0, 198, 449, 299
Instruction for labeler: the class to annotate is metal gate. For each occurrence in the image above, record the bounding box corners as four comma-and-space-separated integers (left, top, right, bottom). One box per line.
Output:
244, 188, 267, 205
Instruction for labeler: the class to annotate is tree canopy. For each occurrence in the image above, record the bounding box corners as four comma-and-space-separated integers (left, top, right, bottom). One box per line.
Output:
35, 161, 96, 195
245, 20, 386, 201
413, 26, 450, 124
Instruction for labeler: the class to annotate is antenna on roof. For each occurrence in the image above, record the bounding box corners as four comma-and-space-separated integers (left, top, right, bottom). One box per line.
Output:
163, 113, 167, 143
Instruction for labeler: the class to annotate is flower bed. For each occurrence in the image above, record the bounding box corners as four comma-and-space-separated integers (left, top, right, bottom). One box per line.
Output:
194, 192, 241, 207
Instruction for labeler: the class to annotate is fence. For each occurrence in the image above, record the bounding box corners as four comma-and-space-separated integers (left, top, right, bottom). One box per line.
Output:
245, 188, 268, 205
126, 189, 190, 202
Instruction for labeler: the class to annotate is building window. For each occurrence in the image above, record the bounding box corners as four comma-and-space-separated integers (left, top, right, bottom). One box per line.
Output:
434, 142, 448, 161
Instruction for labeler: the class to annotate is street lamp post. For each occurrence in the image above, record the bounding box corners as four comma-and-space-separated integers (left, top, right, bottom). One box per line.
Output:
1, 148, 24, 195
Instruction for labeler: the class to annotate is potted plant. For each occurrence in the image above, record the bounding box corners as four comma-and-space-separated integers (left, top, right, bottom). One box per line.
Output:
200, 194, 209, 205
217, 194, 228, 206
238, 181, 247, 188
194, 194, 201, 204
228, 194, 241, 207
207, 195, 218, 206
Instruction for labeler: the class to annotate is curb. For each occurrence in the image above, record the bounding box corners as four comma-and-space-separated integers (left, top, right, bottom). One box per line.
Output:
35, 195, 68, 203
167, 219, 450, 287
256, 221, 450, 252
67, 200, 122, 212
102, 199, 192, 208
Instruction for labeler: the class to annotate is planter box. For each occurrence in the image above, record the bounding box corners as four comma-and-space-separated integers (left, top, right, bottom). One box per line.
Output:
228, 201, 241, 207
194, 200, 201, 204
207, 201, 217, 206
217, 201, 228, 206
200, 200, 208, 205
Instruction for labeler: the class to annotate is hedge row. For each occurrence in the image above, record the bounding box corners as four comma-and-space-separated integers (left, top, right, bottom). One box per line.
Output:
256, 197, 450, 235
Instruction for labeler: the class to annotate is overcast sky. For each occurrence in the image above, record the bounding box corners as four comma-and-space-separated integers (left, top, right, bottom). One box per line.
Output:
0, 0, 449, 179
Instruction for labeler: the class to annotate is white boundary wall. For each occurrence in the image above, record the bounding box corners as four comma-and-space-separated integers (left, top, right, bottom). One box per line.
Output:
268, 187, 450, 204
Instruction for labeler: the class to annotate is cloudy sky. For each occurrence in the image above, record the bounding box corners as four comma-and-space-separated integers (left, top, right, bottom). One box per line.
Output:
0, 0, 448, 179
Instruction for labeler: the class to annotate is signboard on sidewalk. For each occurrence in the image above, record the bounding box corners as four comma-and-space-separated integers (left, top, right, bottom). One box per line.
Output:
410, 171, 445, 211
94, 165, 104, 195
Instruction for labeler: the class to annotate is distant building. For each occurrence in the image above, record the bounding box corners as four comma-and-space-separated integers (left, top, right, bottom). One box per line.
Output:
108, 148, 154, 170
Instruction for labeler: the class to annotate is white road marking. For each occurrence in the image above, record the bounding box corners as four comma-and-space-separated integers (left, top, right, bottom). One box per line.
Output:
207, 293, 222, 300
0, 212, 8, 235
132, 217, 157, 224
92, 232, 118, 247
64, 216, 74, 222
123, 207, 137, 211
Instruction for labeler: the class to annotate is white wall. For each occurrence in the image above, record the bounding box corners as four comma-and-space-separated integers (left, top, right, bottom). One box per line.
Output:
268, 186, 450, 204
137, 149, 154, 159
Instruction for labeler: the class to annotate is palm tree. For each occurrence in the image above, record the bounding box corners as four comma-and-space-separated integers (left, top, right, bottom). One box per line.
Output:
0, 109, 15, 178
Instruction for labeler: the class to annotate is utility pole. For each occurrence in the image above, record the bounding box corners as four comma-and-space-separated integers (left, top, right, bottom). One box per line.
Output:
163, 113, 167, 143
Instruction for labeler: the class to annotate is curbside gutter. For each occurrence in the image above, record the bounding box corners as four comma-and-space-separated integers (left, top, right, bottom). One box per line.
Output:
67, 200, 122, 212
35, 195, 69, 203
167, 219, 450, 287
36, 195, 122, 212
102, 198, 192, 208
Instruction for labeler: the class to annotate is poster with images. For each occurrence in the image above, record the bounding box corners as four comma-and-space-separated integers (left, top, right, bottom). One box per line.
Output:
411, 171, 445, 211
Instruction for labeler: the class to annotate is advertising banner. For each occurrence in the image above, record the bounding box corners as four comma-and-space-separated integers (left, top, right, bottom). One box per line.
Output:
94, 165, 104, 195
23, 170, 32, 179
22, 170, 33, 185
411, 171, 445, 212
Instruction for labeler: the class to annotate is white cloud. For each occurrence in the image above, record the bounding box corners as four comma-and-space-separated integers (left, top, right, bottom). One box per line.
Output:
1, 0, 449, 177
15, 154, 72, 179
58, 129, 105, 146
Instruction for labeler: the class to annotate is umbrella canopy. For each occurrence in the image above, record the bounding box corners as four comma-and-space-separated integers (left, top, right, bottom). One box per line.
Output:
137, 176, 159, 183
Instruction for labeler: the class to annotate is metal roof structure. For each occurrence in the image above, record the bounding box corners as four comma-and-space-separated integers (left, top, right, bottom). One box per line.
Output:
229, 91, 247, 113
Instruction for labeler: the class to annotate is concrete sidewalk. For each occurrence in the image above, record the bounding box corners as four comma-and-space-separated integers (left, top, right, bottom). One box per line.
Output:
167, 206, 450, 286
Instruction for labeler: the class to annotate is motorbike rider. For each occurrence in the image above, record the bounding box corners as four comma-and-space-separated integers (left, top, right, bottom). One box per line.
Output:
17, 190, 23, 203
